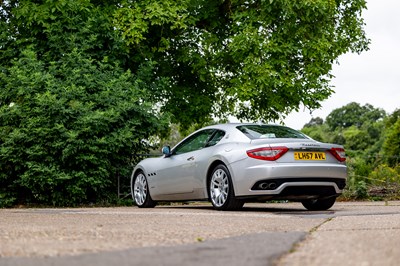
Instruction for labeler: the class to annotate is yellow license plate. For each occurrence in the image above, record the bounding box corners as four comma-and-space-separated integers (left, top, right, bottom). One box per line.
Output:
294, 152, 326, 160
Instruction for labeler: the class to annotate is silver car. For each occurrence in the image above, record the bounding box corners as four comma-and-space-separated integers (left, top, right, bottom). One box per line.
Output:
131, 123, 347, 211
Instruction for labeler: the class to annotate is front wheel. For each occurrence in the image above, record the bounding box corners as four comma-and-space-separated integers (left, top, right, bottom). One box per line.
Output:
209, 164, 244, 211
132, 171, 156, 208
301, 197, 336, 211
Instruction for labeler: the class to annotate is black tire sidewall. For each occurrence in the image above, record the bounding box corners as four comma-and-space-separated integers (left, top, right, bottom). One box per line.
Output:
302, 197, 336, 211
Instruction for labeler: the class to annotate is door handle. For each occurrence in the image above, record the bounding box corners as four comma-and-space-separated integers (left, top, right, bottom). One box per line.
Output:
187, 156, 194, 161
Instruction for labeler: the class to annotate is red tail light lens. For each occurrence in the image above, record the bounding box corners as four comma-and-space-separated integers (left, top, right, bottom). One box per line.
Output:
247, 147, 289, 161
330, 147, 346, 162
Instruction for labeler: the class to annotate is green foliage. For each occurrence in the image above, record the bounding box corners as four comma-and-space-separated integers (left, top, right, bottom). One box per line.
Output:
313, 103, 387, 155
0, 0, 170, 207
302, 104, 400, 200
354, 181, 368, 199
303, 117, 324, 128
1, 0, 371, 131
341, 157, 369, 199
0, 0, 371, 206
367, 164, 400, 200
0, 41, 167, 206
370, 164, 400, 185
113, 0, 370, 130
382, 118, 400, 167
342, 126, 370, 151
348, 157, 372, 180
385, 109, 400, 127
0, 49, 168, 207
326, 102, 385, 130
301, 122, 332, 143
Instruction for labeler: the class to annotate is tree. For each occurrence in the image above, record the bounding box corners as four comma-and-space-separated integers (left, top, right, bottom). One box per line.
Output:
382, 109, 400, 167
303, 117, 324, 128
2, 0, 370, 130
301, 121, 331, 143
113, 0, 370, 129
342, 126, 370, 151
0, 1, 168, 206
385, 109, 400, 128
326, 102, 386, 130
382, 118, 400, 167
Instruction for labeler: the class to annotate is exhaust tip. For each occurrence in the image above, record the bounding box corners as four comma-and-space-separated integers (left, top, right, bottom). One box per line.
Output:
258, 182, 277, 190
268, 182, 277, 189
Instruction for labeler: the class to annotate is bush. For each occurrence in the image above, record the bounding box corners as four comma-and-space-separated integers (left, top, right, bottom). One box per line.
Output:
0, 49, 168, 207
342, 163, 400, 201
369, 164, 400, 185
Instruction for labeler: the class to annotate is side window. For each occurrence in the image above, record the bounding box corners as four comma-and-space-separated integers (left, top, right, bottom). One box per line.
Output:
206, 130, 225, 147
174, 129, 215, 155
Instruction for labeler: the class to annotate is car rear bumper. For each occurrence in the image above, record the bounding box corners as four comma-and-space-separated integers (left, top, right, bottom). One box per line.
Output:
229, 159, 347, 198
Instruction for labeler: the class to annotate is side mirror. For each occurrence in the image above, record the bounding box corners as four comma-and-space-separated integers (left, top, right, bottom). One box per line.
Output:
162, 146, 171, 157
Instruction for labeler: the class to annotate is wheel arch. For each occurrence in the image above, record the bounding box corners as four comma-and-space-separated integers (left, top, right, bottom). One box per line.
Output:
131, 166, 148, 196
206, 160, 228, 199
131, 166, 146, 184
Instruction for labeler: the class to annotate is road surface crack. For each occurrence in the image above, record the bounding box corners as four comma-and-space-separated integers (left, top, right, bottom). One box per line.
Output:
273, 217, 335, 266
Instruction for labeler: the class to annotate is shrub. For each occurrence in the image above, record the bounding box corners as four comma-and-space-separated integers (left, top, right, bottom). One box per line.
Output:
0, 49, 168, 207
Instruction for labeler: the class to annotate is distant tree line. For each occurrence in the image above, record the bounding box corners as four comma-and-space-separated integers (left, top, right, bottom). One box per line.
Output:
301, 102, 400, 199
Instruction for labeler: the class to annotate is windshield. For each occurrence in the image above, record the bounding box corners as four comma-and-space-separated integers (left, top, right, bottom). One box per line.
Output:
236, 125, 308, 140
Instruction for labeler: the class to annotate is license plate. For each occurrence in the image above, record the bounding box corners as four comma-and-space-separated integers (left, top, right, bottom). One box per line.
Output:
294, 152, 326, 160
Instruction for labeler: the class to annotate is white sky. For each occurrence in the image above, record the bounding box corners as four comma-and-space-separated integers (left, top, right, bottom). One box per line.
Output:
283, 0, 400, 129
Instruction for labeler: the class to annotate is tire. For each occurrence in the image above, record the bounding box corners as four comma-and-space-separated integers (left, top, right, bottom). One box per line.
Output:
209, 164, 244, 211
301, 197, 336, 211
132, 170, 156, 208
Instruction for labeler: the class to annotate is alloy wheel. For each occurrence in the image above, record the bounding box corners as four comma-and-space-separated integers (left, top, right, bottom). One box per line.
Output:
210, 168, 229, 207
134, 173, 148, 206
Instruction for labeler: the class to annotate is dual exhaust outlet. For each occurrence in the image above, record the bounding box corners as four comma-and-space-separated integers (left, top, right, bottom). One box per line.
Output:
258, 182, 278, 190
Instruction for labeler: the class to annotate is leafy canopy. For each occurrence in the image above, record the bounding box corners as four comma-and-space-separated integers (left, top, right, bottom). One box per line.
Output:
1, 0, 370, 130
114, 0, 370, 128
326, 102, 386, 130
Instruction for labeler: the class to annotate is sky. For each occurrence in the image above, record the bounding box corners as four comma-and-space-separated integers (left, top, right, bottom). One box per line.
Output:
283, 0, 400, 130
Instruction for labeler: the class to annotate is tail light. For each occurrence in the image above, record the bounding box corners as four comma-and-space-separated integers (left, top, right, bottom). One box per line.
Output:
247, 147, 288, 161
330, 147, 346, 162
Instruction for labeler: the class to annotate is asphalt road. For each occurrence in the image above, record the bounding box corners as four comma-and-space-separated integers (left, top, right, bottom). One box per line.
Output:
1, 201, 399, 266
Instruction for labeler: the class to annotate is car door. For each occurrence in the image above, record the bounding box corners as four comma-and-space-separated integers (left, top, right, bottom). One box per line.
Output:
154, 129, 216, 196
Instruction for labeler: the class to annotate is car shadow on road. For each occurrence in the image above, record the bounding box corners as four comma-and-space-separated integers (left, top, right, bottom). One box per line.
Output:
241, 206, 336, 217
159, 204, 336, 216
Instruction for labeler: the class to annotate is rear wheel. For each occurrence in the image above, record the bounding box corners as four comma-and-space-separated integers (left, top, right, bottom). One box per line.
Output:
301, 197, 336, 211
132, 171, 156, 208
209, 164, 244, 211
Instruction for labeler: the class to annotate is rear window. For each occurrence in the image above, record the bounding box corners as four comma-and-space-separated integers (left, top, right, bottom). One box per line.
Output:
237, 125, 307, 140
